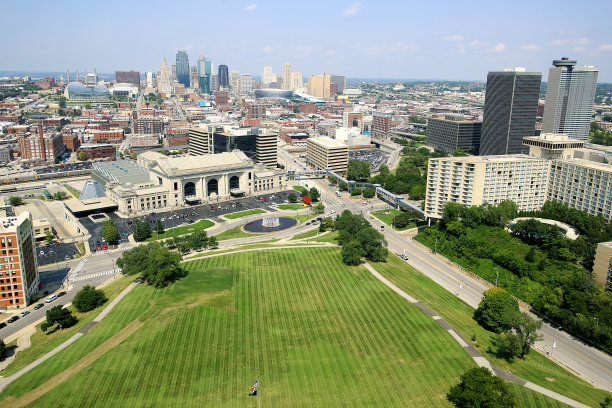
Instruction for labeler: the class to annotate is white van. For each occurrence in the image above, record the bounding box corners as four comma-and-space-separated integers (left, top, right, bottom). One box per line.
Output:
336, 191, 341, 197
46, 294, 57, 303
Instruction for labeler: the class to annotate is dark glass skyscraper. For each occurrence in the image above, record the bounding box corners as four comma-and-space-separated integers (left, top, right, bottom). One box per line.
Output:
175, 51, 190, 88
218, 65, 229, 89
480, 68, 541, 155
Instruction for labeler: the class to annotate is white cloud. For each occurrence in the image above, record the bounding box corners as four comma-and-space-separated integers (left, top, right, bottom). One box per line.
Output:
324, 49, 336, 56
342, 2, 363, 16
443, 35, 463, 42
573, 37, 589, 45
551, 39, 569, 46
521, 44, 540, 51
244, 4, 257, 11
573, 46, 585, 52
488, 43, 506, 53
469, 40, 489, 48
600, 44, 612, 51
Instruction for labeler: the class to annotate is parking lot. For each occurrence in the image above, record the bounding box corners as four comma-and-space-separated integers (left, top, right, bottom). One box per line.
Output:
79, 190, 297, 251
349, 149, 389, 172
36, 242, 80, 266
32, 161, 92, 175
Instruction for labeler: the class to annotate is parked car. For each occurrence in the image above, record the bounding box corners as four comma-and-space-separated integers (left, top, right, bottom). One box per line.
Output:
46, 294, 57, 303
34, 303, 44, 310
8, 315, 19, 323
20, 310, 30, 317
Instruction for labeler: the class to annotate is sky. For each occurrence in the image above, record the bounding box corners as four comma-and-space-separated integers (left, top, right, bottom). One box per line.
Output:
2, 0, 612, 82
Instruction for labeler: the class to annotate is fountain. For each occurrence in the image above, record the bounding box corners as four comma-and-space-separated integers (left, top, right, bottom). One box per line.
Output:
261, 215, 280, 228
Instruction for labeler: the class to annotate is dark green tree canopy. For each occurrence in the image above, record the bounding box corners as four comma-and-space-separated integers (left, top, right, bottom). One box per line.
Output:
474, 288, 519, 333
73, 285, 107, 313
447, 367, 516, 408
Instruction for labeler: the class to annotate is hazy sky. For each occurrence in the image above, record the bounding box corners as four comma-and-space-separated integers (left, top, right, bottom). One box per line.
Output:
3, 0, 612, 81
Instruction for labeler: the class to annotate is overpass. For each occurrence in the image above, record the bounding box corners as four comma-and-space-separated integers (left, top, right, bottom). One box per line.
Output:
289, 169, 425, 217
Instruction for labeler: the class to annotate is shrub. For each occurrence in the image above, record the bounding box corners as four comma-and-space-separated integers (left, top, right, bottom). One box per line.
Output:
73, 285, 108, 313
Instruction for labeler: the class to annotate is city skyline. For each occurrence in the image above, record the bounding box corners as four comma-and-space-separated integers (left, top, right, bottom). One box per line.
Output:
1, 0, 611, 81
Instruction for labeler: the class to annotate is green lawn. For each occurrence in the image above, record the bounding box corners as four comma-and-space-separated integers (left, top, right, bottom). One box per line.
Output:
215, 225, 260, 241
224, 209, 266, 219
277, 203, 304, 210
289, 214, 318, 224
1, 275, 133, 376
371, 255, 611, 408
311, 230, 339, 244
1, 248, 574, 407
64, 185, 80, 198
371, 209, 416, 231
292, 185, 308, 195
2, 248, 477, 407
290, 229, 322, 240
147, 219, 214, 241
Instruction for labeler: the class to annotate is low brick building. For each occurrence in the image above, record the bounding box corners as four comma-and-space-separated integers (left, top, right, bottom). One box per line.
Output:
77, 144, 116, 160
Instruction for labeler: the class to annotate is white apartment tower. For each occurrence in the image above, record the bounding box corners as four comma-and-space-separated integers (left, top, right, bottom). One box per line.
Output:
229, 70, 240, 91
159, 58, 172, 95
542, 58, 598, 140
262, 65, 275, 85
292, 72, 303, 91
240, 74, 253, 94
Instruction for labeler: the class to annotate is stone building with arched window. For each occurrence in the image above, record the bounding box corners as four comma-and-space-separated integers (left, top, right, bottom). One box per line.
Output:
103, 151, 287, 216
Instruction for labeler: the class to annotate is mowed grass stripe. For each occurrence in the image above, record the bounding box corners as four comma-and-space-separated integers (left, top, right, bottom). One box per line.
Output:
17, 248, 483, 407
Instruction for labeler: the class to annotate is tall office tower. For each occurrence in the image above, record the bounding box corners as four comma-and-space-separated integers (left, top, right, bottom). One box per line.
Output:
262, 65, 275, 85
426, 114, 482, 154
229, 70, 240, 90
175, 50, 190, 87
292, 72, 303, 91
171, 64, 177, 82
159, 58, 172, 95
145, 70, 155, 89
542, 58, 599, 140
240, 74, 253, 93
210, 74, 218, 93
115, 71, 140, 87
190, 66, 199, 89
218, 65, 229, 89
0, 211, 39, 308
330, 74, 346, 94
282, 63, 293, 90
480, 68, 541, 155
307, 73, 331, 98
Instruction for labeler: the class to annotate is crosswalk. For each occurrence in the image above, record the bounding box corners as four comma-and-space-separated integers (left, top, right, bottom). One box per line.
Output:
91, 246, 133, 256
69, 269, 122, 283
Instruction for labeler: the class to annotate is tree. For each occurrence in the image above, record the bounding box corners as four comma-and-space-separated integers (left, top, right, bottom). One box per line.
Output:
474, 288, 519, 333
453, 148, 468, 157
288, 193, 297, 203
362, 187, 375, 199
85, 103, 92, 109
57, 108, 65, 116
73, 285, 107, 313
78, 152, 87, 161
123, 127, 132, 134
45, 231, 55, 243
447, 367, 516, 408
379, 164, 390, 178
0, 339, 5, 357
350, 188, 362, 196
155, 219, 165, 235
52, 191, 69, 200
116, 242, 185, 287
494, 332, 522, 361
347, 159, 370, 181
9, 196, 23, 206
302, 196, 312, 206
339, 181, 348, 191
510, 312, 543, 358
102, 218, 119, 245
308, 187, 320, 202
133, 220, 151, 242
58, 96, 67, 109
342, 240, 364, 265
208, 236, 218, 249
356, 227, 388, 262
44, 305, 78, 331
313, 203, 325, 214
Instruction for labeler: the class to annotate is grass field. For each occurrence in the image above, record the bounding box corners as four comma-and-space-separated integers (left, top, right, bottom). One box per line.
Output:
289, 214, 318, 224
290, 229, 322, 240
311, 230, 339, 244
277, 203, 304, 210
292, 185, 308, 195
224, 209, 266, 219
64, 185, 80, 198
215, 225, 260, 241
371, 209, 416, 231
147, 219, 214, 241
1, 249, 573, 407
372, 255, 611, 407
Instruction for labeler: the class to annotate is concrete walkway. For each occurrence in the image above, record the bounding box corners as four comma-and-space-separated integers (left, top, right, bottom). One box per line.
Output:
0, 280, 140, 393
362, 261, 590, 408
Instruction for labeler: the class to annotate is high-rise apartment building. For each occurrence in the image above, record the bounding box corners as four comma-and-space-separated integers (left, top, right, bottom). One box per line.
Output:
210, 74, 218, 93
542, 58, 598, 141
17, 125, 65, 163
196, 56, 211, 94
282, 63, 293, 90
372, 111, 393, 139
480, 68, 541, 155
134, 118, 164, 134
262, 65, 275, 85
145, 70, 155, 90
175, 50, 190, 88
240, 74, 253, 93
292, 72, 303, 91
190, 66, 199, 89
306, 137, 349, 174
0, 211, 39, 308
158, 58, 172, 95
229, 70, 240, 90
427, 115, 482, 154
307, 73, 330, 98
218, 65, 229, 89
115, 71, 140, 87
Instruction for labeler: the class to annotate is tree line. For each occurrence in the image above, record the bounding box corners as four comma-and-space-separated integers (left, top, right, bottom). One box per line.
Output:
335, 210, 388, 265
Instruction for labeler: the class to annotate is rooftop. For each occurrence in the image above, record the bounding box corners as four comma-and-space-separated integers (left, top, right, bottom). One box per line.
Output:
310, 136, 348, 148
139, 150, 253, 176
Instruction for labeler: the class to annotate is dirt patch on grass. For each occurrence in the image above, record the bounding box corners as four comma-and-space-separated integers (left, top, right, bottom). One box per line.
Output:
545, 377, 556, 382
4, 319, 144, 408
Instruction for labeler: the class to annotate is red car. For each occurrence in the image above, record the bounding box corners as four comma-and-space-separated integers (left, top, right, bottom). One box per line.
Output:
103, 245, 108, 250
97, 246, 102, 251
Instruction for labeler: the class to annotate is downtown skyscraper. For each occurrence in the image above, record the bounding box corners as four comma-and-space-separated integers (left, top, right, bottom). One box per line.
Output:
542, 58, 599, 141
158, 58, 172, 95
218, 65, 229, 89
197, 56, 213, 94
175, 50, 190, 88
479, 68, 541, 155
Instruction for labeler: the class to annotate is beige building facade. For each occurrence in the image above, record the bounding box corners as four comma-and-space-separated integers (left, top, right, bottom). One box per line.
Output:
306, 137, 349, 174
593, 242, 612, 290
